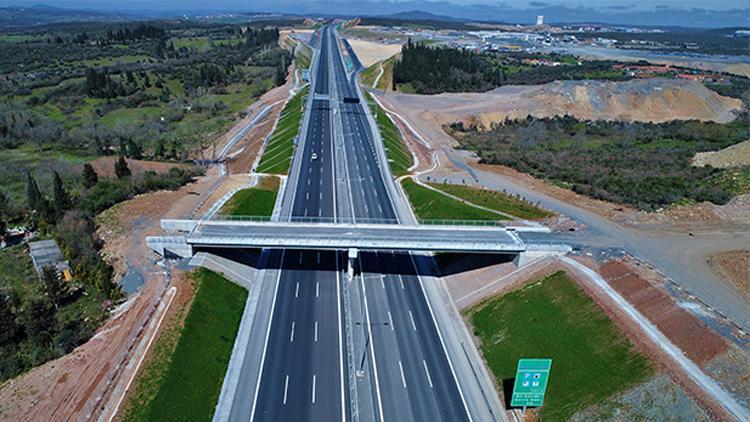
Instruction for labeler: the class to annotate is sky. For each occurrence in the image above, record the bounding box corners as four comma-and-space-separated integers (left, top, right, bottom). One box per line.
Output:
0, 0, 747, 11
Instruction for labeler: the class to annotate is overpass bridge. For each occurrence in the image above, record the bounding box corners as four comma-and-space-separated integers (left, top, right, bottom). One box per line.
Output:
147, 218, 571, 273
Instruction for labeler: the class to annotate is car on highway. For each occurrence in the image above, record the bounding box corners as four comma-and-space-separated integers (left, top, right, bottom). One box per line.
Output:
311, 152, 318, 161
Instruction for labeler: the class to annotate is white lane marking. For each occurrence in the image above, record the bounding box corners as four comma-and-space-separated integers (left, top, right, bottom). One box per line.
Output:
399, 277, 405, 290
306, 192, 310, 200
408, 310, 417, 332
380, 275, 385, 290
388, 311, 394, 331
283, 374, 290, 404
307, 179, 311, 186
398, 361, 407, 389
378, 204, 382, 213
314, 321, 319, 342
318, 208, 322, 217
295, 282, 299, 298
359, 265, 385, 422
312, 374, 317, 404
316, 281, 320, 298
423, 360, 433, 388
249, 250, 287, 420
319, 192, 323, 200
290, 321, 295, 342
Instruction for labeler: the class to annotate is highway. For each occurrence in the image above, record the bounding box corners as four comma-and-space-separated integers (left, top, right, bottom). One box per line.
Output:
330, 27, 471, 421
250, 26, 347, 421
227, 25, 474, 422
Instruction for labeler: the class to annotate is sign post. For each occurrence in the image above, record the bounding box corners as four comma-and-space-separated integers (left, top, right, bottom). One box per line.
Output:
510, 358, 552, 409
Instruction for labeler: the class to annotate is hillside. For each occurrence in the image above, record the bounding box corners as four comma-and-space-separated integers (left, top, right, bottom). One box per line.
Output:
386, 78, 744, 128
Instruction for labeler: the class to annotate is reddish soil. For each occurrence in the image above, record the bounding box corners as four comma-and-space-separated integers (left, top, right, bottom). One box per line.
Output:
598, 261, 729, 365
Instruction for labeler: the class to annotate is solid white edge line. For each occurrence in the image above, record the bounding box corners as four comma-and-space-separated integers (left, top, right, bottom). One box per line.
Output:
335, 253, 346, 422
409, 254, 473, 422
249, 249, 286, 421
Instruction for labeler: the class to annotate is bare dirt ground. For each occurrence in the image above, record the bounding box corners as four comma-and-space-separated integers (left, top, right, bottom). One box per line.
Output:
384, 78, 743, 129
346, 38, 402, 68
693, 139, 750, 169
89, 157, 188, 179
707, 250, 750, 303
598, 261, 729, 365
0, 67, 293, 422
113, 270, 196, 422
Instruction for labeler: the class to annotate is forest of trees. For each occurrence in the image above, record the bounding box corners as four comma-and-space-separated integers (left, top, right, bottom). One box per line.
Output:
450, 115, 750, 210
392, 39, 502, 93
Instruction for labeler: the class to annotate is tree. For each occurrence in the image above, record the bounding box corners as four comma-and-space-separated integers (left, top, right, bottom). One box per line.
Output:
82, 163, 98, 189
41, 265, 68, 308
0, 292, 19, 345
26, 172, 52, 224
52, 171, 71, 216
0, 190, 8, 235
23, 297, 57, 347
114, 156, 131, 179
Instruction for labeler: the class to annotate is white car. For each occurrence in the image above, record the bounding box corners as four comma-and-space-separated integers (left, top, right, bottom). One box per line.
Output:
311, 152, 318, 161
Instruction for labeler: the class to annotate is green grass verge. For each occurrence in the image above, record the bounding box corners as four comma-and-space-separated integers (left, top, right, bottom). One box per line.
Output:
122, 268, 247, 422
360, 61, 380, 88
256, 86, 309, 174
427, 183, 552, 220
400, 178, 508, 222
466, 271, 654, 420
219, 176, 280, 216
368, 97, 413, 177
376, 55, 396, 91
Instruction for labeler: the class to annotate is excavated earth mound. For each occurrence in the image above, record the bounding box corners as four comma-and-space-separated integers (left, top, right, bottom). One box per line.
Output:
387, 78, 744, 128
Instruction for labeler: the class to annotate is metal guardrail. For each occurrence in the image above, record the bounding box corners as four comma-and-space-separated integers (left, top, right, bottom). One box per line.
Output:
209, 214, 510, 227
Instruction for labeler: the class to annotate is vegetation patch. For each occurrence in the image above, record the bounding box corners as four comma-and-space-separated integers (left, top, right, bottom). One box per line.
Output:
368, 97, 413, 176
219, 176, 280, 216
428, 182, 552, 220
122, 268, 247, 422
401, 178, 508, 222
257, 86, 309, 174
450, 115, 750, 210
466, 271, 654, 420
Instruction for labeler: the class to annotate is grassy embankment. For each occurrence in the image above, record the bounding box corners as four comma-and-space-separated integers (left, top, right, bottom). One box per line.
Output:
218, 176, 280, 217
466, 271, 654, 420
121, 268, 247, 422
256, 85, 310, 174
360, 55, 397, 91
428, 183, 552, 220
401, 179, 508, 222
367, 98, 413, 177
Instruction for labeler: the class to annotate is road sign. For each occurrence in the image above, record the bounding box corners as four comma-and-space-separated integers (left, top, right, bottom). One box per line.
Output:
510, 358, 552, 408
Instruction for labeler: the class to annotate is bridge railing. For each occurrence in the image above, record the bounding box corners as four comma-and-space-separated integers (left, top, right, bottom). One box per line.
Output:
208, 214, 510, 227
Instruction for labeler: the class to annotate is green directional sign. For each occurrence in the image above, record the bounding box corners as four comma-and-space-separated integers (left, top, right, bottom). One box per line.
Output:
510, 358, 552, 408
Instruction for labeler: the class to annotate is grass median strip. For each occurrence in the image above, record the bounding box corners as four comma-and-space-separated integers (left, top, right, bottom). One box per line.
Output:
257, 85, 309, 174
465, 271, 653, 420
121, 268, 247, 422
401, 178, 508, 221
368, 96, 413, 177
219, 176, 280, 217
427, 182, 552, 220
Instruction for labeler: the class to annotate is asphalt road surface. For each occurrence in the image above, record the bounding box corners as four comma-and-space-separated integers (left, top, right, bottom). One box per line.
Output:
244, 25, 470, 422
251, 26, 347, 422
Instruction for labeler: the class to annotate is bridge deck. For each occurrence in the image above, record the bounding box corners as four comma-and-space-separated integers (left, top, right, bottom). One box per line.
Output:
150, 219, 569, 254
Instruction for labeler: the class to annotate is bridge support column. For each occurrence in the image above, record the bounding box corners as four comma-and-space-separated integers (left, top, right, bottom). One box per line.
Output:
347, 248, 358, 279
